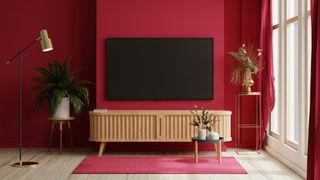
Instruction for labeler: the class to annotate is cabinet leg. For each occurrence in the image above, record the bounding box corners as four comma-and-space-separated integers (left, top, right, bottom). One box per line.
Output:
99, 142, 106, 156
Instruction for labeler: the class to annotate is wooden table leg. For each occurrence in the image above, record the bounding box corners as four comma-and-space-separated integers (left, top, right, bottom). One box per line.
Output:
195, 141, 198, 163
48, 122, 55, 152
217, 142, 222, 163
59, 122, 63, 154
67, 121, 74, 151
99, 142, 106, 156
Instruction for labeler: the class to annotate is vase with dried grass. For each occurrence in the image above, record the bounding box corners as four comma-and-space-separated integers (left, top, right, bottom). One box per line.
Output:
227, 44, 262, 92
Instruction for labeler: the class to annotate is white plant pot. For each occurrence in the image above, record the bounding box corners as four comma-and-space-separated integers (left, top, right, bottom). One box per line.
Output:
53, 97, 70, 118
198, 128, 207, 140
207, 131, 220, 140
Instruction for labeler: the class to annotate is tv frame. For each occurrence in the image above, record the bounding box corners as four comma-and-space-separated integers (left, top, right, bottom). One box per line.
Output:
106, 37, 214, 100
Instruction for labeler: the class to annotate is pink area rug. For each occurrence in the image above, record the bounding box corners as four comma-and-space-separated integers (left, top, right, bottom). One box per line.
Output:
73, 156, 247, 174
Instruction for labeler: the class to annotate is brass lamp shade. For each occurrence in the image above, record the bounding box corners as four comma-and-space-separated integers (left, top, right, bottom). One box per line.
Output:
40, 29, 53, 52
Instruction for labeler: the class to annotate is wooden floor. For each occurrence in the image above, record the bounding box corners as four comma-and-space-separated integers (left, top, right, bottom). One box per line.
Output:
0, 148, 304, 180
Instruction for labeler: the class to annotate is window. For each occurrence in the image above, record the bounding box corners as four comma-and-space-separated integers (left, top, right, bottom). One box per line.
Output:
269, 0, 311, 175
286, 13, 299, 146
270, 0, 280, 136
306, 0, 311, 156
271, 0, 310, 148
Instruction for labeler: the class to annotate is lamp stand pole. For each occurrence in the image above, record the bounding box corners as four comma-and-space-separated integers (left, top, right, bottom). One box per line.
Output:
12, 50, 39, 168
5, 29, 53, 168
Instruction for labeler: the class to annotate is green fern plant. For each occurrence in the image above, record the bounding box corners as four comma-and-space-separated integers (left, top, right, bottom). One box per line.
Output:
33, 57, 90, 116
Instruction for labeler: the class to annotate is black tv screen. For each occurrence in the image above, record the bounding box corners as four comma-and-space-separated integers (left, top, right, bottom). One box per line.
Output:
106, 38, 213, 100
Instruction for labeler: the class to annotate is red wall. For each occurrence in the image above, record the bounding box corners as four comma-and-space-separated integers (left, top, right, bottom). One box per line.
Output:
225, 0, 262, 148
224, 0, 242, 148
96, 0, 225, 110
0, 0, 261, 149
0, 0, 96, 147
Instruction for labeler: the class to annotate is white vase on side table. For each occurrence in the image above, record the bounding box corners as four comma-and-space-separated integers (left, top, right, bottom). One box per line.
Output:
207, 131, 219, 140
198, 128, 207, 140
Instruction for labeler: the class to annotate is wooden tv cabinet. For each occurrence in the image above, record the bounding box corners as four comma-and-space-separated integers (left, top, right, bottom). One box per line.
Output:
89, 110, 232, 156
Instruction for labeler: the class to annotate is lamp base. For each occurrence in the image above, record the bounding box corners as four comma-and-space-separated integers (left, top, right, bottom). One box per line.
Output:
12, 161, 39, 168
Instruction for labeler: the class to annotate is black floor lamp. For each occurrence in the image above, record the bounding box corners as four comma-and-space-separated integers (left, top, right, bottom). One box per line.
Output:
5, 29, 53, 167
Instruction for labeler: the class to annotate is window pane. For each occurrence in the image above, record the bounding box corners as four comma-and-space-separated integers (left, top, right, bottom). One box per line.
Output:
306, 15, 311, 155
287, 0, 298, 19
272, 0, 279, 25
286, 21, 299, 143
271, 28, 280, 134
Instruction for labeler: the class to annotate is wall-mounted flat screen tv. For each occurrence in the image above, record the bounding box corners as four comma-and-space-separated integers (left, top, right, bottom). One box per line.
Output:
106, 38, 213, 100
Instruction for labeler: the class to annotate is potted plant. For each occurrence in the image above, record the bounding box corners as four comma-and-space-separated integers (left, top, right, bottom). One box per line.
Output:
189, 105, 218, 140
33, 57, 90, 118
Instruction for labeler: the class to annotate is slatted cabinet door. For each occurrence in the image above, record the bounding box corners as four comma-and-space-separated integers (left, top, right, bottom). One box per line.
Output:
90, 114, 158, 142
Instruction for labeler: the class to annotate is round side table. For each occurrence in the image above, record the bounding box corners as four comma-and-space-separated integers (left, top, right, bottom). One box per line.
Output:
48, 117, 75, 154
192, 137, 224, 163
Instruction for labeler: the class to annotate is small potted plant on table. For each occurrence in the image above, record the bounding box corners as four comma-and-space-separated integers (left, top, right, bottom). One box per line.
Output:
189, 105, 219, 140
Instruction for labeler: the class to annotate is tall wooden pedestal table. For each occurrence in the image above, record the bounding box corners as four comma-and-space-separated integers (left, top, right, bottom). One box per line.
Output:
237, 92, 262, 152
48, 117, 75, 154
192, 137, 224, 163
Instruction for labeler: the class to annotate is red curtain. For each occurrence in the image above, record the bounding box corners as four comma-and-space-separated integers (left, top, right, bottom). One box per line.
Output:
259, 0, 275, 146
307, 0, 320, 179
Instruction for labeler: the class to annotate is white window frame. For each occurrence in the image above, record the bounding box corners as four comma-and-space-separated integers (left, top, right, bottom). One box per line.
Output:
266, 0, 310, 178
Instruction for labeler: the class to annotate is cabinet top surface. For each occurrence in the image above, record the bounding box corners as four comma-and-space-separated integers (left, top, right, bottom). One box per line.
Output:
90, 110, 232, 115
